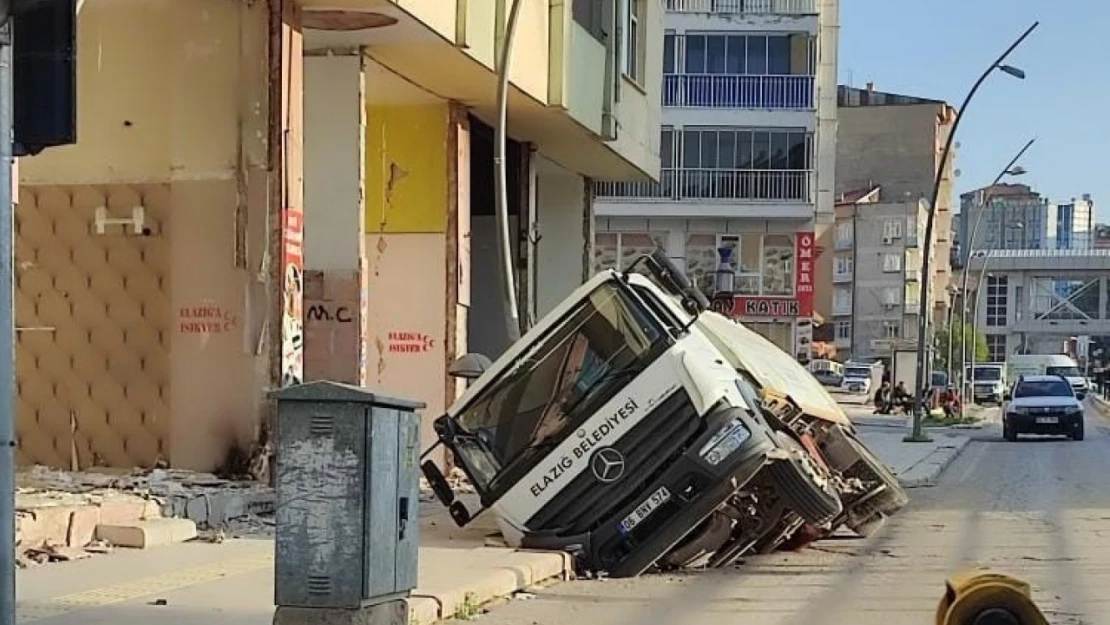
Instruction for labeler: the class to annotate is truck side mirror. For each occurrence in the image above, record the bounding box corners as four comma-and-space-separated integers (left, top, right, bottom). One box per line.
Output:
448, 353, 492, 380
1003, 391, 1012, 401
421, 460, 455, 506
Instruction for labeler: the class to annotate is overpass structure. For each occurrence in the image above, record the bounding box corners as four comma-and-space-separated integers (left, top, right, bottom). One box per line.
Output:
965, 249, 1110, 357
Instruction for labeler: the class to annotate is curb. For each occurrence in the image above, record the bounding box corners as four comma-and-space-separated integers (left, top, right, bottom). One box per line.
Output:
898, 435, 972, 489
408, 549, 572, 625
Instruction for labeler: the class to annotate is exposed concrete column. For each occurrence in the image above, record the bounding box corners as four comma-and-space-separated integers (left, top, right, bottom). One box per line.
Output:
302, 53, 367, 385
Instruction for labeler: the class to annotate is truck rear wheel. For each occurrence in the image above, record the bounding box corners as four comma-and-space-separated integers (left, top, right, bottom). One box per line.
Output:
767, 432, 842, 526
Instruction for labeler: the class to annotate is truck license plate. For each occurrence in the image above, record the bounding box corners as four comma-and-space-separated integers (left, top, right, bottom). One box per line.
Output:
618, 486, 671, 535
1035, 416, 1058, 424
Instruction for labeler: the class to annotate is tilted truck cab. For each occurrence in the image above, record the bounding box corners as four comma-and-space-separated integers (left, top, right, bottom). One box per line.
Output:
421, 251, 839, 576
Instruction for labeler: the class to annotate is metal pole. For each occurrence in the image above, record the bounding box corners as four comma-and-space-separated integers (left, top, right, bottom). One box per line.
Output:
910, 21, 1039, 442
969, 251, 995, 397
958, 138, 1035, 415
494, 0, 525, 343
0, 17, 14, 625
946, 297, 954, 384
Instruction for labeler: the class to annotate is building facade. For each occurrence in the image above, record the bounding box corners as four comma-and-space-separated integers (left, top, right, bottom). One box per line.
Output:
957, 184, 1050, 262
1047, 195, 1095, 250
829, 191, 931, 362
16, 0, 664, 471
592, 0, 840, 359
829, 85, 956, 324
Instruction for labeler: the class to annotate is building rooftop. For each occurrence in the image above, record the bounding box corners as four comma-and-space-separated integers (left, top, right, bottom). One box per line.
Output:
835, 185, 881, 206
837, 84, 946, 107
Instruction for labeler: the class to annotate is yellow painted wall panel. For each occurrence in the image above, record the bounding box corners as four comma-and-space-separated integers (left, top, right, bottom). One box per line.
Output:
366, 104, 450, 234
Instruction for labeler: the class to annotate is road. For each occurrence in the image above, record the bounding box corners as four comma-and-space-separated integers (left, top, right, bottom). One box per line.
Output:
449, 401, 1110, 625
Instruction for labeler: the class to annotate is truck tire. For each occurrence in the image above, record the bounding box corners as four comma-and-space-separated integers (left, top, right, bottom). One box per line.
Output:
767, 432, 842, 526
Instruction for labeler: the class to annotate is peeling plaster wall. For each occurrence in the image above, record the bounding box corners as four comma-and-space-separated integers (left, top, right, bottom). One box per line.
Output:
17, 0, 279, 471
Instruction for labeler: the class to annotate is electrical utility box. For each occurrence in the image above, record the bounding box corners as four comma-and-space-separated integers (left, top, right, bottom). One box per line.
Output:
271, 381, 425, 609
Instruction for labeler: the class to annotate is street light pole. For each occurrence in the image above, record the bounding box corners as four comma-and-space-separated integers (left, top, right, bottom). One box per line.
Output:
957, 138, 1035, 417
909, 21, 1039, 442
494, 0, 525, 342
0, 17, 13, 625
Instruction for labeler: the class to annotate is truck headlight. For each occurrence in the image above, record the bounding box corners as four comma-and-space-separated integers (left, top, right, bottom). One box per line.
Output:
699, 418, 751, 466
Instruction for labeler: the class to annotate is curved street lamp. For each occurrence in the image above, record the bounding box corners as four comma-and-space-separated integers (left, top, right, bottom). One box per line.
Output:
909, 21, 1040, 442
957, 138, 1036, 416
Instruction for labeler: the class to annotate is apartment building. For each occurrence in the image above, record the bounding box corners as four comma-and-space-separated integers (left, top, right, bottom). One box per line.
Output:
829, 188, 932, 361
17, 0, 664, 470
827, 85, 957, 324
956, 184, 1051, 263
593, 0, 840, 359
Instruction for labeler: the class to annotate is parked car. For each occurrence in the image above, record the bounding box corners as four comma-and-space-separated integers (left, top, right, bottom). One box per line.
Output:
1003, 374, 1085, 442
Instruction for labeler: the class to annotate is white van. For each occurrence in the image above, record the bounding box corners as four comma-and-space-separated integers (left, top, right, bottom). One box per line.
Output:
1007, 354, 1088, 399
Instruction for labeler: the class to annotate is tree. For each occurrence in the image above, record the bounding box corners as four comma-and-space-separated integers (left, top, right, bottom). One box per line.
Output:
934, 320, 989, 377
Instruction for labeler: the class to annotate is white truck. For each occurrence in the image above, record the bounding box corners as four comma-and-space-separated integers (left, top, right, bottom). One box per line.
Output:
421, 251, 842, 577
840, 361, 882, 395
1007, 354, 1088, 399
966, 363, 1007, 405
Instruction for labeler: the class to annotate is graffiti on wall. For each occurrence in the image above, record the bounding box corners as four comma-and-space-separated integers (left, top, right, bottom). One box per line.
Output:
178, 302, 237, 334
388, 331, 436, 354
281, 205, 304, 387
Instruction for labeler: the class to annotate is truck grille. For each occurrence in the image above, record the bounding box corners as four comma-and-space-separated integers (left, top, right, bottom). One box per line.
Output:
525, 390, 701, 535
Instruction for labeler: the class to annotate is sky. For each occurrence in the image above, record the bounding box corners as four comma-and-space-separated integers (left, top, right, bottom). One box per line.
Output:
839, 0, 1110, 222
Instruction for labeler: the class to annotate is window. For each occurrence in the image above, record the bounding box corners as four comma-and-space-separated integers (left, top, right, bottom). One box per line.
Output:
882, 321, 900, 339
986, 275, 1008, 327
677, 128, 811, 171
1014, 378, 1073, 398
673, 34, 804, 75
622, 0, 645, 83
883, 219, 903, 239
762, 234, 794, 296
834, 256, 853, 276
572, 0, 606, 42
882, 253, 902, 273
663, 32, 676, 74
835, 222, 853, 249
593, 231, 667, 273
683, 232, 777, 296
834, 287, 852, 314
882, 286, 900, 306
905, 283, 921, 308
835, 321, 851, 340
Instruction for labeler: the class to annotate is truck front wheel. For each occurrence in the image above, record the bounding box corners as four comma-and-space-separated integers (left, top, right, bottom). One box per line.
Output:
767, 432, 843, 526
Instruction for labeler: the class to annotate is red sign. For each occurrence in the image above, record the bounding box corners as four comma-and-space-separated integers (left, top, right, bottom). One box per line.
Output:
795, 232, 815, 317
710, 296, 800, 318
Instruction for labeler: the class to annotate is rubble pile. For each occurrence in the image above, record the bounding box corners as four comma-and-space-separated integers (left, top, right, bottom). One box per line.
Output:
17, 464, 275, 531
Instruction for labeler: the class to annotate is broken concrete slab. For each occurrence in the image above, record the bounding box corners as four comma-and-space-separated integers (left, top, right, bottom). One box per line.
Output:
95, 518, 198, 549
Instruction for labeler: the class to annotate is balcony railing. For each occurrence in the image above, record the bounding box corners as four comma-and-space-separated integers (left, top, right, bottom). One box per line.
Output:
833, 302, 852, 316
663, 74, 814, 109
833, 271, 852, 283
665, 0, 817, 15
834, 237, 853, 251
595, 168, 812, 202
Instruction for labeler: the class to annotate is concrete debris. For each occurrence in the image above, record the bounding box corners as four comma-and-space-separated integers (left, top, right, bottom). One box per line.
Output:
16, 464, 275, 530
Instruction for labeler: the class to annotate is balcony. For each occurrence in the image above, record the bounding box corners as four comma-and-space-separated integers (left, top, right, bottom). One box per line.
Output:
834, 237, 853, 251
665, 0, 818, 15
663, 74, 814, 109
833, 301, 853, 316
833, 271, 852, 283
595, 168, 812, 203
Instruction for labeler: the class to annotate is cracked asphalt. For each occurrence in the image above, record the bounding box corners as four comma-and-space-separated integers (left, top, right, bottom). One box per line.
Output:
454, 401, 1110, 625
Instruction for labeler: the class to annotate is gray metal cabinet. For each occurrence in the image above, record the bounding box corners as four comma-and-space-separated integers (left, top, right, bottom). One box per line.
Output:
271, 381, 424, 609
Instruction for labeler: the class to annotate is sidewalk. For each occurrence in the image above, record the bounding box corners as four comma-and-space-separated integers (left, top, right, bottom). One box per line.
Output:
855, 428, 971, 488
14, 501, 570, 625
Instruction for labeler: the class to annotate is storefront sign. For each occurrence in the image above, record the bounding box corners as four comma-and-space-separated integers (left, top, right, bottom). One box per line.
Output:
795, 232, 815, 317
281, 206, 304, 387
710, 296, 800, 318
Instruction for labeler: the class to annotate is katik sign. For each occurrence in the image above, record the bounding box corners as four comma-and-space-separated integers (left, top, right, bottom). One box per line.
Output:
708, 231, 816, 319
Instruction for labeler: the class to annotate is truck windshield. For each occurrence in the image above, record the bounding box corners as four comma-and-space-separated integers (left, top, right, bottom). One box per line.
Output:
971, 367, 1001, 381
845, 367, 870, 378
453, 280, 669, 498
1047, 365, 1081, 377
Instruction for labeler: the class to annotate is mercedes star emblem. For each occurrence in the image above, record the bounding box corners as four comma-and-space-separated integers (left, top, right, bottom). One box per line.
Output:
590, 447, 626, 483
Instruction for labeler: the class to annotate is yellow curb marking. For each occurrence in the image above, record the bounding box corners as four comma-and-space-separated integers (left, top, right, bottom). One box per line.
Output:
16, 552, 274, 622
